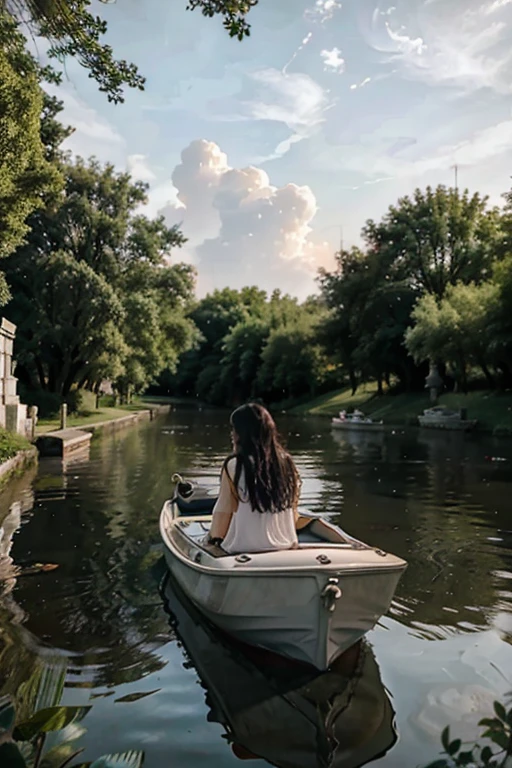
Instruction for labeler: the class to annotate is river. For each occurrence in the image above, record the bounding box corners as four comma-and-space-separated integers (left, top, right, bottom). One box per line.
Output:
1, 407, 511, 767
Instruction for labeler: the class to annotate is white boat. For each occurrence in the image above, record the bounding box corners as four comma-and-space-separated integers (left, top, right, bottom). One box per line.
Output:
418, 406, 477, 431
331, 410, 384, 432
159, 476, 407, 670
161, 575, 398, 768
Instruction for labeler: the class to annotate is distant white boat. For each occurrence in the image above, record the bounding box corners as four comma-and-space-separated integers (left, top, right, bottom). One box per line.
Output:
418, 406, 477, 431
159, 476, 407, 670
331, 410, 385, 432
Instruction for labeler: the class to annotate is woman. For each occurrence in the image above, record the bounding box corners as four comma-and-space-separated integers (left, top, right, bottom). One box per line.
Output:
207, 403, 301, 554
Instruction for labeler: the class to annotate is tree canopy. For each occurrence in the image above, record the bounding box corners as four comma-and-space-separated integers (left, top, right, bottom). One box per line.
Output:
0, 12, 62, 303
2, 0, 259, 104
4, 156, 196, 401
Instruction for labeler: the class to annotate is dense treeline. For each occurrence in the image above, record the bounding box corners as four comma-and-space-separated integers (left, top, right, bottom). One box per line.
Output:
163, 184, 512, 407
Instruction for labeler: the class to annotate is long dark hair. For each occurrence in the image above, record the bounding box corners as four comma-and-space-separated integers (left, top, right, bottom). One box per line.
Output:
224, 403, 301, 514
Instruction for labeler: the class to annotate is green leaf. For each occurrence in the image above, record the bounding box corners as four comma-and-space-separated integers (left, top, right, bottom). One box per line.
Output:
0, 741, 28, 768
422, 761, 450, 768
13, 706, 91, 741
114, 691, 159, 704
487, 729, 510, 751
441, 726, 451, 753
89, 751, 144, 768
481, 746, 494, 764
457, 750, 476, 765
40, 744, 84, 768
494, 701, 507, 723
479, 718, 503, 729
0, 697, 15, 736
447, 738, 461, 756
74, 752, 144, 768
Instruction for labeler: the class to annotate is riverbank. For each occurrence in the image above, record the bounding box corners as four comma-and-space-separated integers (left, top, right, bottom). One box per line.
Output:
0, 428, 37, 488
35, 402, 170, 436
291, 384, 512, 433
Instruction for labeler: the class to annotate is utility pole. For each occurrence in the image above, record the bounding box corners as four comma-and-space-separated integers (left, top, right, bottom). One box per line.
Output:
339, 225, 344, 254
452, 164, 458, 191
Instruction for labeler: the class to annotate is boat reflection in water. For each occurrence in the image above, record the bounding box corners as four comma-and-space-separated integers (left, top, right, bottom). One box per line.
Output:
161, 574, 397, 768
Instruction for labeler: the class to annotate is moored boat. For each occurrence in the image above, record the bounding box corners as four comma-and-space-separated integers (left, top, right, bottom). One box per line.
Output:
418, 406, 477, 431
159, 476, 407, 670
332, 410, 385, 432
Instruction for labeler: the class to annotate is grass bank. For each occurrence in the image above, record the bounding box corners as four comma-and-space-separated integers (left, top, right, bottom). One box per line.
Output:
290, 384, 512, 432
35, 401, 157, 436
0, 427, 31, 463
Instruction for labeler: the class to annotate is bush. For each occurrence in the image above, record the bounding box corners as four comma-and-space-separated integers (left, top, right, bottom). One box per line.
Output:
0, 427, 29, 463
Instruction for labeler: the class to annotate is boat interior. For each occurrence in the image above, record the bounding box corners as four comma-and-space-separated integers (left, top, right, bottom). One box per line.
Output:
172, 483, 368, 558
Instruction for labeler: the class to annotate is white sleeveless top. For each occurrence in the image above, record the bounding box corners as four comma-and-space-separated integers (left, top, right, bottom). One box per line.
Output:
222, 458, 298, 555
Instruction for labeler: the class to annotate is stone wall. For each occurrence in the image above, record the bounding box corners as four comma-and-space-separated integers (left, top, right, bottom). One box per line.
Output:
0, 318, 33, 438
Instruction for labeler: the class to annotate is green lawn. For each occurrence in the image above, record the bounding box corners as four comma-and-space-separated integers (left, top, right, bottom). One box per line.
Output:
291, 385, 512, 431
35, 403, 150, 435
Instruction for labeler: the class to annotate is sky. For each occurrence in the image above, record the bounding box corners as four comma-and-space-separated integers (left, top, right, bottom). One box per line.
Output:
46, 0, 512, 298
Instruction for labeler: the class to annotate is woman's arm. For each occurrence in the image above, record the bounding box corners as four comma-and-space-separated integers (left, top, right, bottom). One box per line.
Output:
208, 462, 238, 542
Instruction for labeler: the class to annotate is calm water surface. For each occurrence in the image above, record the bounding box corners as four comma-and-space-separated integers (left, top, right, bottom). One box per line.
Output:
1, 408, 511, 767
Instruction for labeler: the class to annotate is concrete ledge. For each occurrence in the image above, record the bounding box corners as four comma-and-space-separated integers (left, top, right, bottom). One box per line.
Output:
0, 447, 38, 487
36, 429, 92, 458
80, 405, 171, 436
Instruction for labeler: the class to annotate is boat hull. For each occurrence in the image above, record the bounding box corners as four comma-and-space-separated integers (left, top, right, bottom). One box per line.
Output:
418, 416, 477, 431
160, 506, 405, 670
331, 418, 384, 432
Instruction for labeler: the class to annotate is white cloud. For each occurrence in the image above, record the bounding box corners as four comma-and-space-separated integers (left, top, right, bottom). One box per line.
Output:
350, 76, 372, 90
158, 140, 333, 296
485, 0, 512, 13
305, 0, 342, 23
127, 154, 156, 182
315, 117, 512, 185
244, 69, 328, 131
321, 47, 346, 73
364, 0, 512, 94
46, 86, 125, 163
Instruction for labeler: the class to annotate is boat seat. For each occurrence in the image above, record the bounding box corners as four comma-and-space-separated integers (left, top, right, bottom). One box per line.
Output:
297, 526, 326, 545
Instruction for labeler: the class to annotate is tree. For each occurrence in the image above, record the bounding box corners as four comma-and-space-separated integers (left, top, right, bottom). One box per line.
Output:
318, 248, 377, 394
405, 282, 500, 392
4, 157, 195, 399
3, 1, 259, 104
2, 0, 144, 103
169, 286, 267, 401
187, 0, 259, 39
363, 185, 500, 300
257, 318, 326, 402
0, 13, 62, 304
220, 317, 271, 403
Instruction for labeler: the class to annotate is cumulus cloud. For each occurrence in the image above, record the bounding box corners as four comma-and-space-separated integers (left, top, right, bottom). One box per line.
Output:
158, 139, 333, 296
321, 47, 346, 73
362, 0, 512, 94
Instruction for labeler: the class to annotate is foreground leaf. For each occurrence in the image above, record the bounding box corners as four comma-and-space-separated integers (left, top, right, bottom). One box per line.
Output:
14, 706, 91, 741
114, 691, 160, 704
0, 697, 15, 736
75, 750, 144, 768
0, 741, 28, 768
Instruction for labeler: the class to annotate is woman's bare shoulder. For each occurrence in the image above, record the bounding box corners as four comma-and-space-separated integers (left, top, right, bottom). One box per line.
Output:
223, 455, 238, 478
